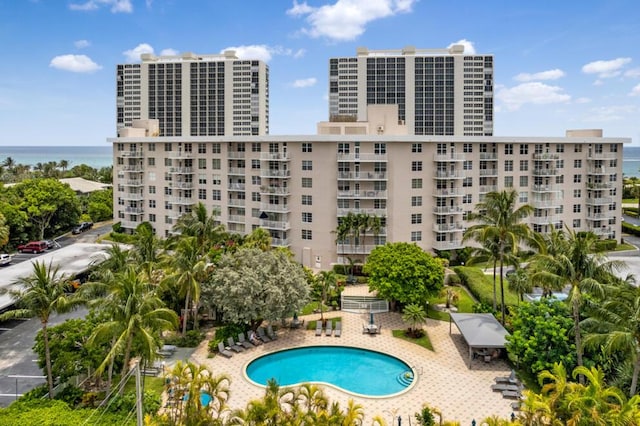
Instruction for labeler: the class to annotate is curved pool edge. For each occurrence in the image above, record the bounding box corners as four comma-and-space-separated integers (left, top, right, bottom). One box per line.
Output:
242, 345, 418, 400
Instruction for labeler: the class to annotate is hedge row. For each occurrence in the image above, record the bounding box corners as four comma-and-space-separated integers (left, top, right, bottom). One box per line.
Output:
623, 221, 640, 237
453, 266, 519, 307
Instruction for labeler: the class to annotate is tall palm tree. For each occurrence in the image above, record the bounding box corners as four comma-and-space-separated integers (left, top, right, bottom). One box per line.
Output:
162, 236, 207, 335
88, 266, 177, 394
532, 229, 623, 380
507, 268, 532, 304
0, 261, 83, 398
466, 235, 501, 311
315, 271, 337, 324
584, 281, 640, 396
463, 189, 533, 324
354, 213, 371, 260
244, 227, 272, 251
172, 202, 223, 255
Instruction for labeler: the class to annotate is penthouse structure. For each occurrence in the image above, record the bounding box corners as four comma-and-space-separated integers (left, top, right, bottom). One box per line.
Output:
111, 105, 626, 269
116, 50, 269, 137
329, 45, 493, 136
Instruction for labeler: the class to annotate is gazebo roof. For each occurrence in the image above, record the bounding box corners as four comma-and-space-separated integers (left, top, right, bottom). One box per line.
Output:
450, 313, 510, 349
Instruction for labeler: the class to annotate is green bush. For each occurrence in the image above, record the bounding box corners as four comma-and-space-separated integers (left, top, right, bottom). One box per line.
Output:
446, 273, 461, 286
594, 239, 617, 252
453, 266, 518, 307
623, 221, 640, 237
56, 385, 84, 406
164, 330, 204, 348
108, 231, 136, 244
210, 323, 246, 352
332, 264, 348, 275
107, 390, 161, 415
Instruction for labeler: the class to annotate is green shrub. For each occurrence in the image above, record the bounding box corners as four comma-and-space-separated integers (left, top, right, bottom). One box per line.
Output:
453, 266, 518, 307
210, 323, 246, 352
108, 231, 136, 244
594, 239, 617, 252
415, 406, 436, 426
623, 221, 640, 237
446, 273, 461, 286
107, 390, 160, 415
56, 384, 84, 406
332, 264, 348, 275
164, 330, 204, 348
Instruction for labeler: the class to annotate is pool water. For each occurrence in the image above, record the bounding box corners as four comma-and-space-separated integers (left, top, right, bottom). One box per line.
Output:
245, 346, 413, 397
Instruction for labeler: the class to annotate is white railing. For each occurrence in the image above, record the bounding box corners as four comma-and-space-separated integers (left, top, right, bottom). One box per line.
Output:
170, 181, 193, 189
530, 215, 561, 225
338, 172, 388, 180
435, 171, 465, 179
337, 153, 387, 162
432, 189, 464, 197
260, 152, 290, 161
433, 206, 464, 214
433, 153, 466, 161
169, 167, 193, 174
336, 208, 387, 216
341, 295, 389, 314
586, 197, 614, 205
432, 223, 465, 232
432, 240, 464, 250
337, 190, 387, 198
261, 169, 291, 178
260, 220, 290, 230
260, 203, 290, 212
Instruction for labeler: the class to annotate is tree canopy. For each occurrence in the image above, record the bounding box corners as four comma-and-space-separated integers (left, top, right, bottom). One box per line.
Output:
363, 242, 444, 307
202, 248, 310, 329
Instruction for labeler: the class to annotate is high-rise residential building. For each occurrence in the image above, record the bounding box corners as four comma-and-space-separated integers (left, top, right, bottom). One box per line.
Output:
116, 51, 269, 137
329, 45, 493, 136
111, 106, 626, 270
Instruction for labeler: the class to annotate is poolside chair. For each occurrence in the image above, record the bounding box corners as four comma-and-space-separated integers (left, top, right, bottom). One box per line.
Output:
257, 327, 272, 342
502, 390, 522, 399
227, 337, 245, 353
325, 321, 333, 336
495, 370, 519, 385
491, 383, 522, 393
217, 342, 233, 358
376, 324, 382, 334
267, 324, 278, 340
237, 332, 254, 349
315, 321, 323, 336
334, 321, 342, 337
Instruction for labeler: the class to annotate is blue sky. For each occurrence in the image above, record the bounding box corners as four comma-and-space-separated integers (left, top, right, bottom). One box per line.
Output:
1, 0, 640, 146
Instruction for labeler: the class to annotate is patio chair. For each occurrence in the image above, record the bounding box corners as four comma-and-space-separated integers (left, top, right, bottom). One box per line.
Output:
267, 324, 278, 340
502, 390, 522, 399
257, 327, 272, 343
376, 324, 382, 334
237, 332, 254, 349
334, 321, 342, 337
495, 370, 519, 385
227, 337, 245, 353
217, 342, 233, 358
362, 323, 368, 334
491, 383, 522, 393
325, 320, 333, 336
315, 321, 323, 336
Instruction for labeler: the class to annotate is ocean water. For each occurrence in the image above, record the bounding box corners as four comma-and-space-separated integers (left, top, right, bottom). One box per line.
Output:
624, 146, 640, 178
0, 146, 112, 170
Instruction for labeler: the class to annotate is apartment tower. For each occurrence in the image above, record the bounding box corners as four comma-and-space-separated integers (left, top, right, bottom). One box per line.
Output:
329, 45, 493, 136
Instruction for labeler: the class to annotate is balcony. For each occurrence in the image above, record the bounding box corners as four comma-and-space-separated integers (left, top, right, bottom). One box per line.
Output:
432, 240, 464, 251
271, 238, 290, 247
478, 185, 498, 194
168, 167, 193, 174
119, 151, 144, 158
260, 152, 290, 161
479, 169, 498, 177
227, 152, 245, 159
120, 192, 144, 201
260, 220, 291, 230
259, 186, 290, 196
227, 183, 246, 191
433, 223, 465, 232
261, 169, 291, 178
337, 190, 387, 199
336, 244, 378, 255
122, 165, 143, 172
228, 167, 246, 175
530, 215, 562, 225
338, 171, 387, 180
531, 184, 561, 193
166, 151, 194, 159
260, 203, 290, 213
120, 220, 142, 229
587, 167, 614, 175
587, 182, 613, 189
120, 179, 143, 187
590, 226, 614, 236
479, 152, 498, 160
124, 207, 144, 215
531, 199, 561, 208
169, 181, 193, 189
227, 215, 245, 223
433, 206, 464, 214
433, 153, 466, 162
588, 152, 617, 160
434, 171, 465, 179
586, 212, 613, 220
432, 189, 464, 197
532, 152, 560, 160
168, 197, 194, 205
227, 199, 245, 207
336, 208, 387, 217
586, 197, 614, 205
532, 168, 558, 176
337, 153, 387, 162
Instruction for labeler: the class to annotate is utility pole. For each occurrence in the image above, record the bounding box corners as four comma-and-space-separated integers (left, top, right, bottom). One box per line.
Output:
135, 363, 143, 426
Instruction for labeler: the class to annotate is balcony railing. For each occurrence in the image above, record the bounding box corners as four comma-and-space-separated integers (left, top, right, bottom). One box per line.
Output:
166, 151, 194, 159
479, 169, 498, 176
586, 197, 614, 205
479, 152, 498, 160
120, 220, 142, 229
120, 193, 144, 201
531, 199, 561, 208
434, 171, 465, 179
124, 207, 144, 214
432, 240, 464, 250
336, 208, 387, 217
336, 244, 378, 255
227, 167, 246, 175
433, 223, 465, 232
587, 167, 615, 175
586, 212, 613, 220
478, 185, 498, 194
588, 152, 618, 160
120, 179, 143, 186
120, 151, 144, 158
433, 153, 466, 161
532, 168, 558, 176
337, 153, 387, 162
432, 189, 464, 197
259, 186, 290, 195
227, 215, 245, 223
168, 197, 195, 205
169, 181, 193, 189
432, 206, 464, 214
338, 172, 387, 180
227, 199, 245, 207
531, 184, 561, 192
261, 169, 291, 178
533, 152, 560, 160
260, 220, 291, 230
227, 152, 245, 159
530, 215, 562, 225
271, 238, 290, 247
260, 152, 290, 161
337, 190, 387, 198
227, 183, 246, 191
122, 165, 143, 172
260, 203, 290, 213
168, 167, 194, 174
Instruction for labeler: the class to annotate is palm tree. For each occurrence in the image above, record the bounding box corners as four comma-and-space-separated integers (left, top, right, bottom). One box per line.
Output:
315, 270, 336, 325
172, 202, 223, 255
244, 227, 272, 250
88, 266, 177, 394
531, 229, 623, 380
402, 303, 427, 337
0, 261, 83, 398
163, 236, 207, 335
59, 159, 69, 172
355, 212, 371, 260
507, 268, 532, 304
466, 235, 501, 311
463, 189, 533, 324
584, 282, 640, 396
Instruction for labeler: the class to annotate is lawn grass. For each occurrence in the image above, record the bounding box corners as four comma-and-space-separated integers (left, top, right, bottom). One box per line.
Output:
614, 243, 636, 251
300, 301, 330, 316
122, 375, 165, 395
392, 329, 433, 351
623, 199, 638, 204
454, 266, 519, 307
306, 317, 341, 330
426, 285, 475, 321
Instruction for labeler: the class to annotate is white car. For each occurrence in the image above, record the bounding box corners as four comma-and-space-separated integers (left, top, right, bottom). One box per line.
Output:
0, 253, 12, 266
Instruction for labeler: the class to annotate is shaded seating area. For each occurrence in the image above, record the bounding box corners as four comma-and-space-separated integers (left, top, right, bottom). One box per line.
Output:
449, 313, 510, 369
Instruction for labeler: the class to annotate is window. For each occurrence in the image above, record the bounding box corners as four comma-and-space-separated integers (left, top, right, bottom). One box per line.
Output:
573, 189, 581, 198
149, 214, 156, 223
411, 196, 422, 207
302, 195, 312, 205
302, 212, 313, 223
164, 158, 172, 167
302, 177, 312, 188
251, 142, 261, 152
556, 159, 564, 169
302, 143, 312, 153
574, 144, 582, 153
463, 143, 473, 153
212, 143, 221, 154
572, 159, 582, 168
212, 190, 221, 201
411, 178, 422, 189
149, 185, 156, 194
573, 204, 581, 213
463, 194, 472, 204
411, 213, 422, 224
198, 158, 206, 170
302, 160, 313, 171
573, 219, 581, 228
519, 160, 528, 171
198, 143, 206, 154
412, 161, 422, 171
148, 200, 156, 208
463, 160, 473, 170
251, 175, 261, 185
574, 174, 582, 183
148, 143, 155, 151
198, 189, 206, 200
519, 175, 528, 187
504, 144, 513, 155
212, 159, 221, 169
251, 192, 260, 202
519, 144, 529, 155
212, 174, 221, 185
148, 157, 155, 166
374, 143, 386, 154
199, 174, 206, 185
504, 160, 513, 172
556, 144, 564, 153
463, 177, 472, 187
504, 176, 513, 187
164, 143, 172, 152
302, 229, 312, 240
338, 143, 349, 154
519, 192, 528, 203
412, 143, 422, 153
411, 231, 422, 242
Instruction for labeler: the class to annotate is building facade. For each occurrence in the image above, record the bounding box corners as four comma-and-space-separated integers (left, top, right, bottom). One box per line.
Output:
116, 51, 269, 137
111, 108, 626, 269
329, 46, 493, 137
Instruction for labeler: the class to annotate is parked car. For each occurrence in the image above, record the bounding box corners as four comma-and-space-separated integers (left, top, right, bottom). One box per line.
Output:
0, 253, 12, 266
17, 241, 48, 254
44, 240, 56, 249
72, 222, 93, 234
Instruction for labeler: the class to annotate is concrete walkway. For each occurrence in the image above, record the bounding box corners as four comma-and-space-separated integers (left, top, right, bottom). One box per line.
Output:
190, 308, 514, 424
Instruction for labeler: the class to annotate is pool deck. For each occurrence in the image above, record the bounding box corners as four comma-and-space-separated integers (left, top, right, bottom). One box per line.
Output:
190, 306, 515, 424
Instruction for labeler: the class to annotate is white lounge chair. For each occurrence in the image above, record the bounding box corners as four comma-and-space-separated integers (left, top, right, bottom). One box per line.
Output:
217, 342, 233, 358
325, 321, 333, 336
267, 324, 278, 340
334, 321, 342, 337
257, 327, 272, 342
237, 332, 254, 349
315, 321, 323, 336
227, 337, 245, 353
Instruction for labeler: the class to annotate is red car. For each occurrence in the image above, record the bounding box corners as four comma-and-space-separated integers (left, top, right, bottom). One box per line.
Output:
17, 241, 48, 254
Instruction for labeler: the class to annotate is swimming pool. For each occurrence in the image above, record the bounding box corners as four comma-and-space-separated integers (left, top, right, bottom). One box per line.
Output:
245, 346, 414, 397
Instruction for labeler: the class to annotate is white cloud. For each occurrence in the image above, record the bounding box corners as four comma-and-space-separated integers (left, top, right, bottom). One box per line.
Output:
583, 105, 638, 122
496, 82, 571, 111
625, 68, 640, 78
448, 39, 475, 54
222, 45, 301, 63
160, 48, 179, 56
292, 77, 317, 88
287, 0, 416, 41
69, 0, 133, 13
582, 57, 632, 79
631, 84, 640, 97
514, 69, 565, 82
49, 54, 102, 72
74, 39, 91, 49
575, 97, 591, 104
123, 43, 154, 62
